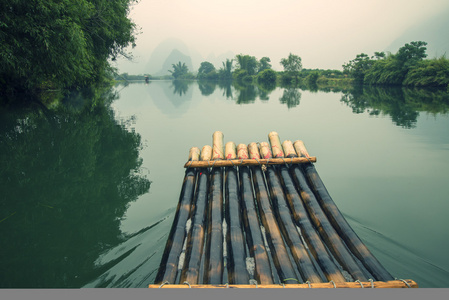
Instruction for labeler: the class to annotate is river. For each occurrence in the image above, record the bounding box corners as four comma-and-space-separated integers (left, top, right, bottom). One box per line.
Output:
1, 80, 448, 288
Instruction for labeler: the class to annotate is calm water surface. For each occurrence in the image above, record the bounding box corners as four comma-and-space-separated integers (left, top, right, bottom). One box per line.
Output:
1, 81, 448, 288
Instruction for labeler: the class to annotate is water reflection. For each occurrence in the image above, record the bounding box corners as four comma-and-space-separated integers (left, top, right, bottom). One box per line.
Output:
280, 88, 302, 108
340, 86, 449, 128
171, 80, 194, 96
218, 81, 234, 99
0, 89, 151, 288
198, 80, 216, 96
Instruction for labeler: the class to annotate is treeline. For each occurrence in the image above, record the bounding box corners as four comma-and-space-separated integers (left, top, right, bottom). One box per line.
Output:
343, 41, 449, 88
1, 0, 137, 100
144, 53, 348, 89
137, 40, 448, 91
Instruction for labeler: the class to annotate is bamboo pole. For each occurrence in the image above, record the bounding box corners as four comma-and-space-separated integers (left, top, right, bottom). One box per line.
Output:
149, 279, 418, 288
184, 157, 317, 168
154, 147, 199, 284
224, 142, 250, 284
263, 139, 324, 283
204, 134, 224, 284
237, 144, 274, 285
289, 157, 371, 282
249, 143, 301, 284
278, 141, 347, 283
212, 131, 224, 160
294, 141, 394, 281
179, 146, 211, 284
268, 132, 284, 158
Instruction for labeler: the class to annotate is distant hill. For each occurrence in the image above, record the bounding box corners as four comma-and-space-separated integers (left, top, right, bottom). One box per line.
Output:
386, 8, 449, 57
144, 38, 235, 76
158, 49, 194, 76
144, 38, 192, 76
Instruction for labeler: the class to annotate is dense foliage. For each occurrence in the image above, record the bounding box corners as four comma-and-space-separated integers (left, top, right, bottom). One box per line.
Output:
0, 0, 138, 96
343, 41, 449, 88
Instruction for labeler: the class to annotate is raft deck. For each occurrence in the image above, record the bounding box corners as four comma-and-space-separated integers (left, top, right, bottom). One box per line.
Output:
149, 132, 417, 289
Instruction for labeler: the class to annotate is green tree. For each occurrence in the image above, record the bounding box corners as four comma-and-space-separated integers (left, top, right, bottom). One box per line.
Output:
258, 57, 272, 73
403, 56, 449, 87
0, 0, 138, 97
257, 69, 277, 84
218, 59, 234, 80
197, 61, 217, 80
280, 53, 302, 82
342, 53, 373, 84
235, 54, 258, 75
396, 41, 428, 67
169, 62, 189, 79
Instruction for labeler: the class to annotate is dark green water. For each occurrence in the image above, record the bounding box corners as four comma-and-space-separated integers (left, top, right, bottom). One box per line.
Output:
1, 81, 448, 288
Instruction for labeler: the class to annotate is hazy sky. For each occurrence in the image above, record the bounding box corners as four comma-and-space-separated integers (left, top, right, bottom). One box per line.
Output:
116, 0, 449, 73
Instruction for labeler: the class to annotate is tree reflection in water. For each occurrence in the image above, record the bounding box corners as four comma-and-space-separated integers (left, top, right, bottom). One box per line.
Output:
0, 88, 151, 288
340, 86, 449, 128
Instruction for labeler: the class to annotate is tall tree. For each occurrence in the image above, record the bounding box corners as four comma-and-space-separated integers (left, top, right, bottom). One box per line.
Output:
169, 62, 189, 79
258, 57, 272, 73
235, 54, 258, 75
280, 53, 302, 82
0, 0, 138, 97
342, 53, 373, 84
197, 62, 216, 80
218, 59, 233, 80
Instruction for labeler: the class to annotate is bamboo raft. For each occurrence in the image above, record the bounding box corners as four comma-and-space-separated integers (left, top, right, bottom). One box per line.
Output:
149, 131, 417, 289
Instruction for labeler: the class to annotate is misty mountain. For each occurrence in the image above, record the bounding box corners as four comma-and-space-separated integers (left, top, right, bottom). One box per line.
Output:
158, 49, 194, 76
386, 7, 449, 57
144, 38, 191, 76
144, 38, 234, 76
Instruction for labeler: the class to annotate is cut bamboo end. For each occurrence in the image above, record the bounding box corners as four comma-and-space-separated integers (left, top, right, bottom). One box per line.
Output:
268, 131, 284, 158
237, 144, 249, 159
212, 131, 224, 160
150, 279, 418, 289
248, 142, 260, 159
259, 142, 272, 159
282, 140, 296, 158
188, 147, 201, 161
200, 145, 212, 161
225, 142, 237, 160
294, 140, 310, 158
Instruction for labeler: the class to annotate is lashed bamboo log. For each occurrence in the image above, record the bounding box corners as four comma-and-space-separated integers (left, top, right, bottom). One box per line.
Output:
212, 131, 224, 160
268, 131, 284, 158
279, 141, 347, 283
184, 156, 317, 168
294, 141, 394, 281
224, 142, 250, 284
180, 146, 211, 284
248, 142, 301, 284
203, 134, 224, 284
289, 157, 371, 281
149, 279, 418, 288
237, 144, 274, 285
263, 138, 323, 283
154, 147, 199, 284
